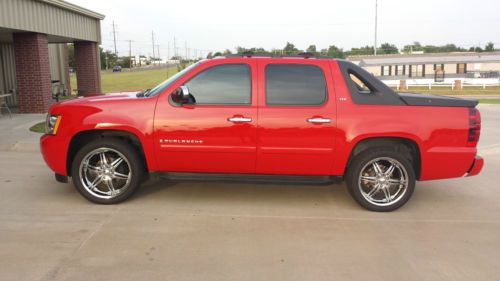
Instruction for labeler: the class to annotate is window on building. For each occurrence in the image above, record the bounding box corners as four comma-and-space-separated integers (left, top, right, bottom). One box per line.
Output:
184, 64, 251, 105
395, 65, 407, 76
433, 64, 445, 71
457, 63, 467, 74
381, 65, 392, 76
410, 65, 424, 77
265, 64, 327, 106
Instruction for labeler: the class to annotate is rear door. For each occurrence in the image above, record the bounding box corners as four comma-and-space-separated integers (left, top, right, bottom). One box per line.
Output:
256, 59, 338, 175
154, 59, 258, 173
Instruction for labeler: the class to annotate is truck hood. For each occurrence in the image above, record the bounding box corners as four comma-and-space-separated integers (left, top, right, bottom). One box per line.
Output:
58, 91, 142, 105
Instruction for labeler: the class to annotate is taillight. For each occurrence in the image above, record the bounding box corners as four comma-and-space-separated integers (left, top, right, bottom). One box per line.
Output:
467, 108, 481, 147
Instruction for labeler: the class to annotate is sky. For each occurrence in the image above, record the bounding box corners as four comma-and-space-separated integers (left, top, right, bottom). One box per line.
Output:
69, 0, 500, 59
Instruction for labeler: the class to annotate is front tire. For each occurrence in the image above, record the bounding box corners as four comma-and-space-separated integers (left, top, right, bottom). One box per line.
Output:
346, 148, 416, 212
71, 138, 143, 204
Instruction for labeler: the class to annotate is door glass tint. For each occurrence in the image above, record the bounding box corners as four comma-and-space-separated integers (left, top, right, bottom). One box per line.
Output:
266, 64, 326, 106
185, 64, 251, 105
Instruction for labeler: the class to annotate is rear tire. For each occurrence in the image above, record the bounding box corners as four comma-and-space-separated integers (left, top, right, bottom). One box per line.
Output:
71, 138, 143, 204
346, 148, 416, 212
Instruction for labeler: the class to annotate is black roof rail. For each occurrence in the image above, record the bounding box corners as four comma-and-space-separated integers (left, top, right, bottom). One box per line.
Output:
225, 52, 273, 58
223, 52, 334, 59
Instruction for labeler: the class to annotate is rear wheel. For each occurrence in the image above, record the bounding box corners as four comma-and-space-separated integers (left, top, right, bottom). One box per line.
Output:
346, 148, 416, 212
71, 138, 143, 204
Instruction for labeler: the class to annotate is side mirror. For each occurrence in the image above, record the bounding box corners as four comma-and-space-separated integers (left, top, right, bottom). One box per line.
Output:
179, 85, 190, 99
171, 85, 195, 104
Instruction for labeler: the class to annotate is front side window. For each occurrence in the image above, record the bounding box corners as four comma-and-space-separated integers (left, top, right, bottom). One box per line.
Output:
185, 64, 251, 105
265, 64, 327, 106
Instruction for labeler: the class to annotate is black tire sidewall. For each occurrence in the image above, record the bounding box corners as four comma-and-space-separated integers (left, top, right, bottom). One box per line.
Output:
346, 148, 416, 212
71, 138, 143, 204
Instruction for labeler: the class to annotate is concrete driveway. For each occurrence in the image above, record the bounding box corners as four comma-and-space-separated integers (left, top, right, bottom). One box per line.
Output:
1, 105, 499, 281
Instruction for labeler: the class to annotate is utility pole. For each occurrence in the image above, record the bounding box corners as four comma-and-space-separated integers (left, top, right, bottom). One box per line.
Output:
185, 41, 188, 60
112, 21, 118, 55
128, 40, 132, 69
156, 45, 161, 64
173, 37, 177, 58
167, 41, 170, 77
374, 0, 378, 55
151, 31, 155, 65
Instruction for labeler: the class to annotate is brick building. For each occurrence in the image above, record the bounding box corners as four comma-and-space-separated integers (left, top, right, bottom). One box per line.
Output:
0, 0, 104, 113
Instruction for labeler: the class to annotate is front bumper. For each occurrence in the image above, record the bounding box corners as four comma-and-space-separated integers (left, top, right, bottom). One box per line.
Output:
466, 156, 484, 177
40, 134, 69, 176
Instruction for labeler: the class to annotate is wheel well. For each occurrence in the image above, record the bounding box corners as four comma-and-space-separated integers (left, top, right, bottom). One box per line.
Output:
346, 137, 421, 179
66, 130, 148, 176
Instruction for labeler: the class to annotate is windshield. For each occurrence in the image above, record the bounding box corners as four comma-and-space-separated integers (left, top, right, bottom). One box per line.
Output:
146, 62, 200, 97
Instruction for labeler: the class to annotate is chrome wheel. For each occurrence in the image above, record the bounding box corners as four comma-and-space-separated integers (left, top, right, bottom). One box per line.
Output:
79, 147, 132, 200
358, 157, 409, 207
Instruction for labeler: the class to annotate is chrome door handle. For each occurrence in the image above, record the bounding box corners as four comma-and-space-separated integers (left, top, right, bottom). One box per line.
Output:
307, 117, 331, 123
228, 116, 252, 123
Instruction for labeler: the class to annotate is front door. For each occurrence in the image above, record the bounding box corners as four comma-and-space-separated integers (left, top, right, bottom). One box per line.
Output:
154, 60, 258, 173
256, 60, 338, 175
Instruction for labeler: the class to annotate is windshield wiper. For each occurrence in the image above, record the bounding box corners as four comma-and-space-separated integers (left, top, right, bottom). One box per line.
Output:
136, 89, 151, 97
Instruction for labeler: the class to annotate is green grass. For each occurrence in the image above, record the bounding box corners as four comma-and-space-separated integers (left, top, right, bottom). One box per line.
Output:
395, 86, 500, 96
71, 66, 180, 93
29, 121, 45, 133
478, 99, 500, 104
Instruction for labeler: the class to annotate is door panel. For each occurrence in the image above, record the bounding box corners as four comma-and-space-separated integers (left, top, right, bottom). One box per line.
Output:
154, 60, 258, 173
256, 60, 339, 175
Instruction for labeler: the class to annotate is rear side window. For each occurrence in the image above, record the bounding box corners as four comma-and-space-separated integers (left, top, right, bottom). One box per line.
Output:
185, 64, 251, 105
349, 72, 373, 94
265, 64, 327, 106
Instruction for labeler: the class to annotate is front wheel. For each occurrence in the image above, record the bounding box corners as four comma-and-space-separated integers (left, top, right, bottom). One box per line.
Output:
71, 138, 143, 204
346, 148, 416, 212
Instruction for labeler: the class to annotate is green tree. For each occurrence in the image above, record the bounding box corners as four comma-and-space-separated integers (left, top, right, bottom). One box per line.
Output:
378, 43, 399, 54
469, 46, 483, 53
345, 45, 374, 56
422, 44, 466, 53
99, 48, 118, 70
283, 42, 300, 55
485, 42, 495, 52
326, 45, 345, 58
306, 45, 318, 55
235, 46, 272, 55
67, 44, 75, 68
403, 41, 423, 53
118, 57, 131, 68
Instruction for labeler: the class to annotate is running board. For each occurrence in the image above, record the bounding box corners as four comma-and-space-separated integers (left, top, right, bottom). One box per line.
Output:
159, 172, 342, 185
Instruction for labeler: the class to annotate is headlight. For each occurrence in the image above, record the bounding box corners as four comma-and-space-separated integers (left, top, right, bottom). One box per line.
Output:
45, 114, 62, 135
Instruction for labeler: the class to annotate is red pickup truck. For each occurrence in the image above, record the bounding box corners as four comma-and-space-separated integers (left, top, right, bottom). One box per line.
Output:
41, 55, 483, 211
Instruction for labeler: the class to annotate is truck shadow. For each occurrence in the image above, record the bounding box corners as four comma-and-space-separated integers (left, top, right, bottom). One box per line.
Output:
131, 177, 358, 210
